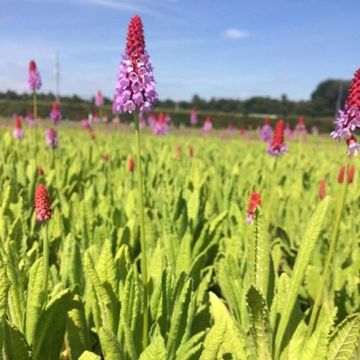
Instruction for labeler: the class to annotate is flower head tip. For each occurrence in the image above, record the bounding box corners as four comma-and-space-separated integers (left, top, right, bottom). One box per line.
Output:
35, 184, 52, 222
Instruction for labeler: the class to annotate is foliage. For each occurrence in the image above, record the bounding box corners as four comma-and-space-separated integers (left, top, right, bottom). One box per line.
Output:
0, 126, 358, 359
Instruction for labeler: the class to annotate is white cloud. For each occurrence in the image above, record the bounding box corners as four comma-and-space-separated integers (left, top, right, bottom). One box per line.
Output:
223, 28, 249, 40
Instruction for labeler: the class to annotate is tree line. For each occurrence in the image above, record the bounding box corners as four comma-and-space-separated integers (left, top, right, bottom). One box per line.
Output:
0, 78, 350, 119
162, 79, 350, 116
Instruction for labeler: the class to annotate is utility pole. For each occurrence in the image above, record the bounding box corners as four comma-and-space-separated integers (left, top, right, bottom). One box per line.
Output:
54, 51, 60, 101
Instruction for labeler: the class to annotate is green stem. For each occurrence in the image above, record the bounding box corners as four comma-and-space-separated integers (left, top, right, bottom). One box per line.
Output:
51, 148, 55, 169
306, 160, 350, 338
33, 91, 39, 163
265, 157, 278, 215
130, 172, 134, 189
134, 112, 149, 349
42, 224, 49, 305
33, 91, 37, 120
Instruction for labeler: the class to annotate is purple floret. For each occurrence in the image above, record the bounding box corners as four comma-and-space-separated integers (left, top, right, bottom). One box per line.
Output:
261, 124, 273, 143
46, 128, 58, 149
113, 53, 158, 114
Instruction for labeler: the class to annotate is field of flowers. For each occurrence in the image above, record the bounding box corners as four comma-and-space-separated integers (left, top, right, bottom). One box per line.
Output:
1, 14, 359, 360
0, 122, 359, 360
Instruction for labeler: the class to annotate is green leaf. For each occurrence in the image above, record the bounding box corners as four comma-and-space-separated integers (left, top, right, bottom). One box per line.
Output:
119, 266, 140, 360
67, 294, 91, 360
60, 234, 83, 290
25, 258, 45, 346
187, 189, 200, 224
274, 197, 330, 358
167, 277, 193, 358
114, 244, 131, 284
97, 239, 118, 296
99, 326, 123, 360
300, 303, 335, 360
286, 321, 307, 360
78, 351, 101, 360
0, 253, 10, 319
32, 289, 72, 360
175, 233, 192, 276
215, 253, 244, 326
209, 292, 247, 359
139, 334, 168, 360
5, 240, 25, 330
246, 286, 272, 360
328, 313, 360, 360
199, 319, 227, 360
176, 331, 205, 360
3, 321, 32, 360
84, 250, 117, 332
208, 211, 227, 235
270, 272, 290, 331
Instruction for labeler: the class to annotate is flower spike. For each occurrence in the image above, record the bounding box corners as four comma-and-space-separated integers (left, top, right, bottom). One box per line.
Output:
35, 184, 52, 222
246, 192, 262, 223
113, 16, 158, 114
267, 119, 287, 157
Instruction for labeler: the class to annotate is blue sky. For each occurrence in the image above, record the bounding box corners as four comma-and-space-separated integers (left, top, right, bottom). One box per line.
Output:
0, 0, 359, 101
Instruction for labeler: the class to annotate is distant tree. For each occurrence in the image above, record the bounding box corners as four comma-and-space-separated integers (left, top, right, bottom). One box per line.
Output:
72, 94, 84, 103
191, 94, 207, 110
244, 97, 283, 114
311, 79, 350, 116
159, 99, 176, 109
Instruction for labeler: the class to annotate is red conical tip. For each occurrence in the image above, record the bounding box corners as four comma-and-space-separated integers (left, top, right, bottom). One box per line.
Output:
128, 157, 135, 172
158, 112, 165, 124
346, 69, 360, 109
272, 119, 285, 145
37, 166, 44, 176
189, 146, 194, 157
347, 164, 355, 184
52, 100, 59, 110
29, 60, 37, 71
246, 192, 261, 223
126, 16, 145, 63
15, 116, 22, 128
338, 165, 346, 183
176, 144, 182, 157
319, 179, 326, 199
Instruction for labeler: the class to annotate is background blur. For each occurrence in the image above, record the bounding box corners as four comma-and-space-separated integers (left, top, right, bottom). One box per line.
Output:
0, 0, 359, 129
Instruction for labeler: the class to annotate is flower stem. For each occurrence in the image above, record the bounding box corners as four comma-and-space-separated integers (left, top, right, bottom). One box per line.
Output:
306, 160, 350, 338
33, 91, 37, 120
42, 223, 49, 305
134, 112, 149, 349
33, 91, 39, 162
51, 148, 55, 169
265, 157, 278, 215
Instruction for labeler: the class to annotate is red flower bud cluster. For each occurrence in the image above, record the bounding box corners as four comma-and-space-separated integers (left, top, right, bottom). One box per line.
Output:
319, 179, 326, 199
35, 184, 52, 222
246, 192, 261, 223
128, 157, 135, 172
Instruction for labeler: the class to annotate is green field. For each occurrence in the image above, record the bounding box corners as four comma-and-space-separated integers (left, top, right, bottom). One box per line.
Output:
0, 124, 358, 359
